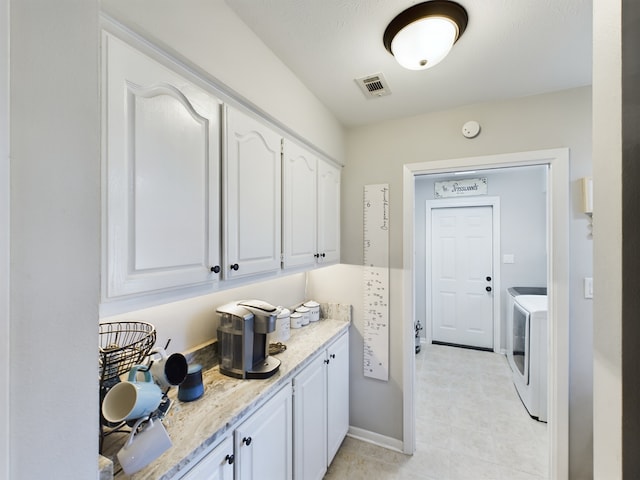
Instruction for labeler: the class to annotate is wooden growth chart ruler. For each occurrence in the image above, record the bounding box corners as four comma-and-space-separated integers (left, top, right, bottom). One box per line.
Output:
363, 184, 389, 381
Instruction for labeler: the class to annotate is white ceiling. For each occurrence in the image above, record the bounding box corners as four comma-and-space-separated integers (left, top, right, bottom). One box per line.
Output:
225, 0, 592, 128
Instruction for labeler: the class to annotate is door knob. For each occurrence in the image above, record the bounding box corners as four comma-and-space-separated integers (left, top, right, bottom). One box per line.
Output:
226, 454, 234, 464
210, 265, 221, 274
242, 436, 252, 446
486, 286, 492, 292
230, 263, 239, 271
486, 276, 492, 282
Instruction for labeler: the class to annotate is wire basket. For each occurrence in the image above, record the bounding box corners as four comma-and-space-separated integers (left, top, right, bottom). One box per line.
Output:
99, 321, 156, 391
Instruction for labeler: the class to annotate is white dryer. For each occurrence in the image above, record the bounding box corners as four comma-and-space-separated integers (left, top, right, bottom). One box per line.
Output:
506, 293, 548, 422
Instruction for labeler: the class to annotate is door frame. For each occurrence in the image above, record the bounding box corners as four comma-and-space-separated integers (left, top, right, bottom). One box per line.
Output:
0, 0, 9, 475
425, 197, 501, 352
402, 148, 570, 480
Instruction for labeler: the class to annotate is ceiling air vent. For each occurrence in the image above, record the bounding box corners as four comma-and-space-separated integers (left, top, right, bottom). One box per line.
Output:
355, 73, 391, 99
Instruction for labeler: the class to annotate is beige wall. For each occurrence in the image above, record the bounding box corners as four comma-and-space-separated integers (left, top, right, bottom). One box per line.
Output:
102, 274, 310, 356
9, 1, 100, 478
341, 87, 593, 476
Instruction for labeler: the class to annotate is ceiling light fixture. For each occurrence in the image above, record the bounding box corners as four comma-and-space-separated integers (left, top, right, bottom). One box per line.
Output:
383, 1, 468, 71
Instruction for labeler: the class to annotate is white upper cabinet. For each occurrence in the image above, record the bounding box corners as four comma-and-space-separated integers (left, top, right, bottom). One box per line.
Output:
102, 33, 339, 309
102, 33, 221, 300
282, 140, 341, 269
282, 140, 318, 269
223, 106, 282, 279
316, 158, 341, 265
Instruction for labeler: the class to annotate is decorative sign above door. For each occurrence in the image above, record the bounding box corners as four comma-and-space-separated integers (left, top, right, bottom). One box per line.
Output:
435, 177, 487, 198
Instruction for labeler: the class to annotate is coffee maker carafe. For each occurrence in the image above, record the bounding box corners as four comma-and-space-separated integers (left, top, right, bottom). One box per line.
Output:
216, 300, 281, 379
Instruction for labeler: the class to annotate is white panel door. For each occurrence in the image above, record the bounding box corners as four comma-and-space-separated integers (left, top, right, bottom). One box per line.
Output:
224, 106, 282, 279
293, 353, 327, 480
317, 160, 341, 264
179, 436, 234, 480
103, 33, 221, 298
234, 383, 292, 480
431, 206, 494, 349
326, 332, 349, 464
282, 139, 317, 269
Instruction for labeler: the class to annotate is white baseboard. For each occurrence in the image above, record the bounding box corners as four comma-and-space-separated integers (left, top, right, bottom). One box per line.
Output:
347, 426, 404, 453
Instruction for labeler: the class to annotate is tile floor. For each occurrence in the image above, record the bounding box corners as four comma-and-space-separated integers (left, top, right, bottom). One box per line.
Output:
325, 343, 548, 479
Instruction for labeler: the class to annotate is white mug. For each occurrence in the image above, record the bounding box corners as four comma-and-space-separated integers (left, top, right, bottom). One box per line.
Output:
102, 365, 163, 424
148, 347, 188, 389
117, 416, 172, 475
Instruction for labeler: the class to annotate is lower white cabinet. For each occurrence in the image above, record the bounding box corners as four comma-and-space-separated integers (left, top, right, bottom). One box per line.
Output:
326, 332, 350, 463
179, 436, 234, 480
178, 383, 292, 480
293, 331, 349, 479
292, 354, 327, 480
176, 331, 348, 480
234, 383, 293, 480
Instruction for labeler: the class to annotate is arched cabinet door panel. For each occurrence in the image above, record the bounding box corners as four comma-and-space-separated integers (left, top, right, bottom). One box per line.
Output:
223, 106, 282, 279
103, 32, 221, 300
282, 139, 341, 270
282, 139, 318, 269
317, 159, 341, 264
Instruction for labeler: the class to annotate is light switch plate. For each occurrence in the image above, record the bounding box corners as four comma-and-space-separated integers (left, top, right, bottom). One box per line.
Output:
584, 277, 593, 299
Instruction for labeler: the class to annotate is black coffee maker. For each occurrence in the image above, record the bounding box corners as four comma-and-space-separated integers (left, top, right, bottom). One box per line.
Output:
216, 300, 281, 379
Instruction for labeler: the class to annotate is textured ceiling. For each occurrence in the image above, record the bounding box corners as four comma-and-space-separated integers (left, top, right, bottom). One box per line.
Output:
225, 0, 592, 127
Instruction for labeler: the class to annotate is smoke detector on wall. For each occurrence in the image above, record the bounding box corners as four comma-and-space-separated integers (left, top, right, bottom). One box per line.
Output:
462, 120, 481, 138
355, 72, 392, 98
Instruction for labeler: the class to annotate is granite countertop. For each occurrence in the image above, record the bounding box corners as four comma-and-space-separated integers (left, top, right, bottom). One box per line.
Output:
102, 304, 351, 480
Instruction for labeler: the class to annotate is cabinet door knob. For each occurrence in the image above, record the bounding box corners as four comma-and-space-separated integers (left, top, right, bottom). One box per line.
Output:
324, 359, 330, 364
320, 253, 326, 258
330, 354, 336, 359
225, 454, 235, 464
314, 253, 320, 258
230, 263, 239, 271
210, 265, 221, 274
486, 276, 492, 282
486, 286, 492, 292
242, 436, 252, 446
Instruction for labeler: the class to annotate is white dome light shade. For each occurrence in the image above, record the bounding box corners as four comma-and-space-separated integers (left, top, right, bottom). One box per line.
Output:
390, 17, 458, 70
383, 1, 468, 71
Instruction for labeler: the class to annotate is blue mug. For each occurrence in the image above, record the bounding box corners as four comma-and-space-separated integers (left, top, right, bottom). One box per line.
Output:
102, 365, 163, 423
